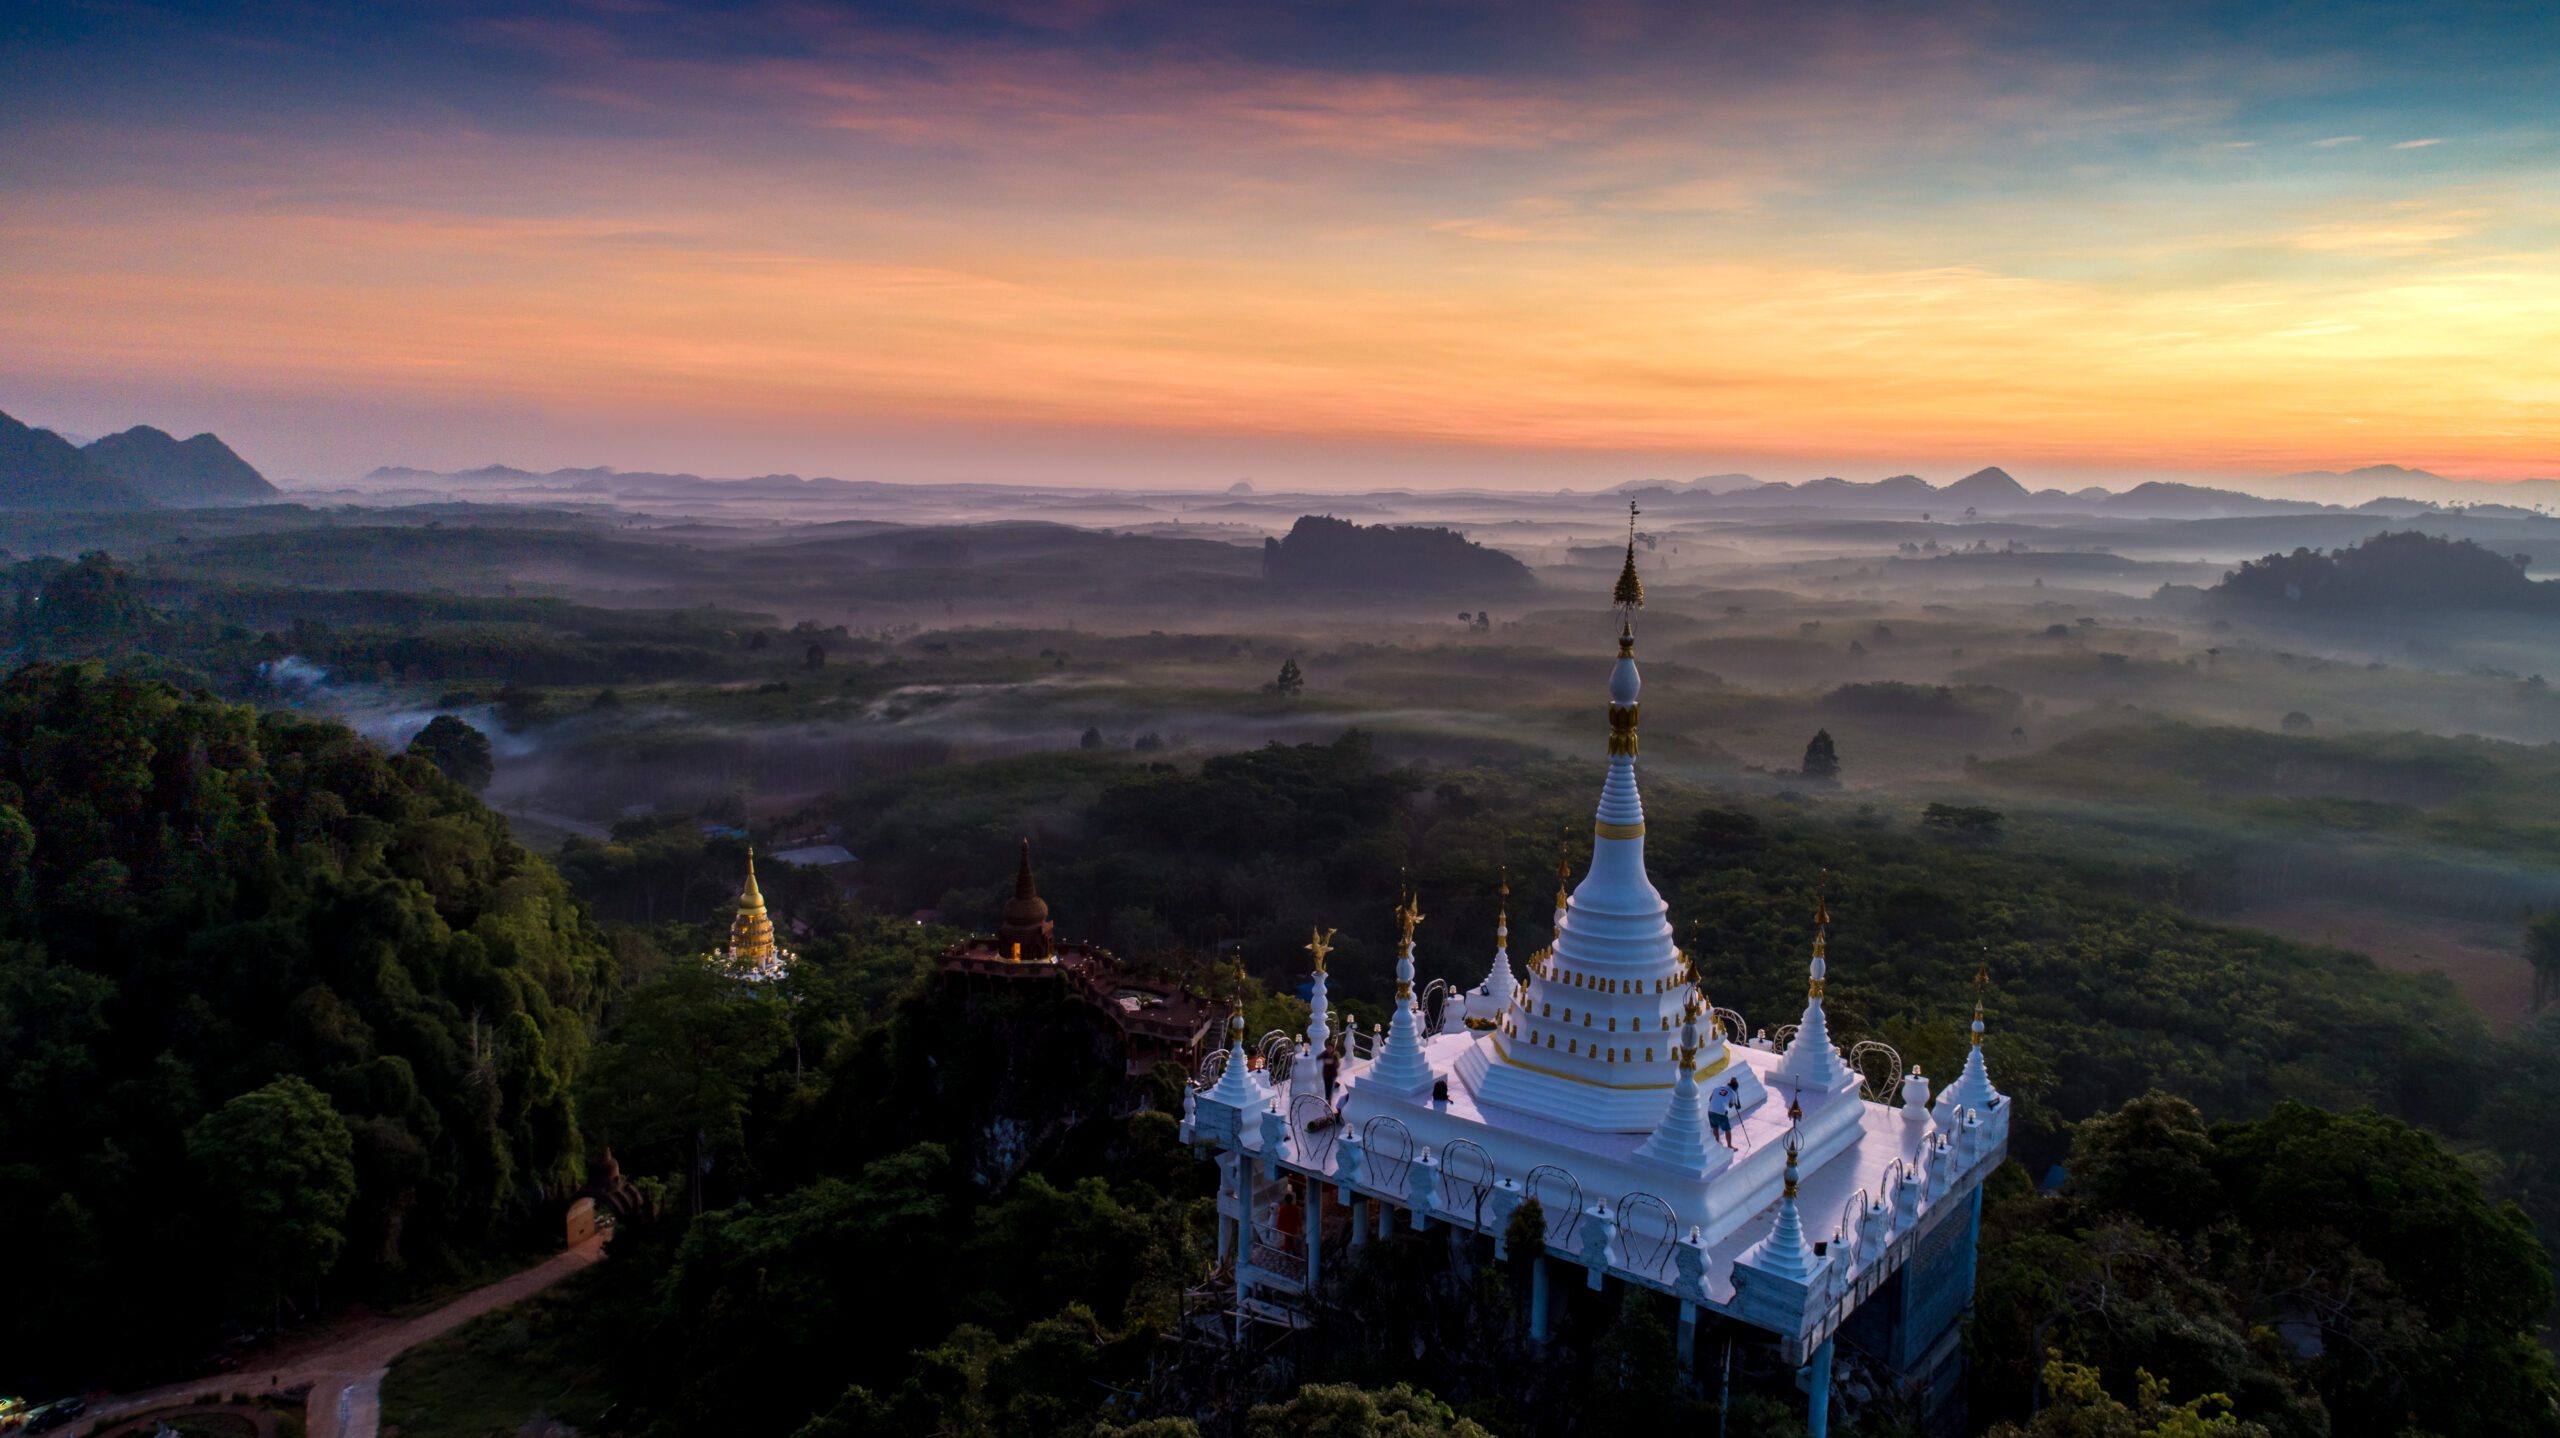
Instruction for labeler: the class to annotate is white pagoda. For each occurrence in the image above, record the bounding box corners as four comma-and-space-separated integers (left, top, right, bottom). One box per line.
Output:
1188, 519, 2011, 1438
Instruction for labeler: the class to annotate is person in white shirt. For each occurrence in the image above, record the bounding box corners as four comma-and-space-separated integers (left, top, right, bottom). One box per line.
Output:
1707, 1082, 1737, 1148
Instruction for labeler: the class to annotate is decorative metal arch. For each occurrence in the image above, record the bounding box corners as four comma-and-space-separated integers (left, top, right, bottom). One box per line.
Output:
1772, 1023, 1800, 1048
1420, 979, 1450, 1037
1880, 1156, 1912, 1191
1837, 1188, 1871, 1252
1289, 1092, 1342, 1171
1616, 1191, 1680, 1279
1525, 1164, 1584, 1247
1194, 1045, 1229, 1088
1363, 1114, 1416, 1199
1258, 1030, 1298, 1085
1438, 1140, 1496, 1230
1849, 1040, 1903, 1104
1708, 1007, 1749, 1045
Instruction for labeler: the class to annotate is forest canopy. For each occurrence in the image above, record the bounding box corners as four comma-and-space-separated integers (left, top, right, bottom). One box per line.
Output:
0, 661, 615, 1381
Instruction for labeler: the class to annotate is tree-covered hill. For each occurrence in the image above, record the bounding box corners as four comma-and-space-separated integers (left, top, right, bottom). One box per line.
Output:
0, 662, 615, 1385
2211, 529, 2557, 612
1260, 515, 1535, 593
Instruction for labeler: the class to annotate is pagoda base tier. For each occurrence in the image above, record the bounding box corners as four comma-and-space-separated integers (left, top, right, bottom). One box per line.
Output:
1455, 1031, 1758, 1133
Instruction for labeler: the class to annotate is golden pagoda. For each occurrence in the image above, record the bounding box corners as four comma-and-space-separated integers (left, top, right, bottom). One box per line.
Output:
715, 849, 794, 983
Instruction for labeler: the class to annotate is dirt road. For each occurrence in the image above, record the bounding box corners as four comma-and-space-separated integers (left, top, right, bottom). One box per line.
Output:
65, 1239, 602, 1438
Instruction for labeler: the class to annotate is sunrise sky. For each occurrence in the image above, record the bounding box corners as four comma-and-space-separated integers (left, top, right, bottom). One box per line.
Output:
4, 1, 2557, 488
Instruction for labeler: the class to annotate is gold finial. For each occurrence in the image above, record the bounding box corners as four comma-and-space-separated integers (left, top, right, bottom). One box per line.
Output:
1305, 926, 1336, 974
1972, 956, 1989, 1047
1613, 499, 1645, 612
1783, 1133, 1800, 1199
1397, 891, 1425, 945
1808, 878, 1830, 997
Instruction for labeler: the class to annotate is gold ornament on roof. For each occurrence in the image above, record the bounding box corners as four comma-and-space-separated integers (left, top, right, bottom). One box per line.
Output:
1305, 926, 1337, 974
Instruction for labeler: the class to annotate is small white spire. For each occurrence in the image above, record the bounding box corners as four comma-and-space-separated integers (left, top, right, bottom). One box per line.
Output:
1778, 897, 1854, 1091
1476, 877, 1518, 1017
1738, 1133, 1824, 1283
1303, 927, 1335, 1051
1206, 1008, 1258, 1108
1359, 891, 1436, 1096
1634, 1005, 1713, 1171
1937, 962, 2004, 1116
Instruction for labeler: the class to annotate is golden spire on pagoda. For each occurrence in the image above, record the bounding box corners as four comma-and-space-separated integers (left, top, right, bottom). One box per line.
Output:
717, 849, 793, 982
1613, 498, 1646, 615
731, 849, 775, 957
1972, 957, 1989, 1047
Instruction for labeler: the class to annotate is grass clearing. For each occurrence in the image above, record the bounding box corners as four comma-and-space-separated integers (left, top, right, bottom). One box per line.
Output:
378, 1268, 617, 1438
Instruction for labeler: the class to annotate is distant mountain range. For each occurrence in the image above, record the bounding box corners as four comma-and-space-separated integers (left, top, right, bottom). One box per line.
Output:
351, 457, 2559, 521
1610, 464, 2555, 521
0, 408, 278, 509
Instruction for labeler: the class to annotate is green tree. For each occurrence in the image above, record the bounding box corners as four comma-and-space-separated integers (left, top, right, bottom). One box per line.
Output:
408, 713, 495, 791
2066, 1093, 2222, 1238
2527, 910, 2560, 1011
188, 1075, 358, 1314
1245, 1382, 1491, 1438
1985, 1361, 2269, 1438
585, 955, 790, 1215
1274, 657, 1305, 696
1800, 728, 1839, 784
12, 550, 153, 654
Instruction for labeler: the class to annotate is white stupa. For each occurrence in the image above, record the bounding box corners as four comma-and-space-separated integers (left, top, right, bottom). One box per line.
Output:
1454, 539, 1730, 1130
1191, 518, 2015, 1436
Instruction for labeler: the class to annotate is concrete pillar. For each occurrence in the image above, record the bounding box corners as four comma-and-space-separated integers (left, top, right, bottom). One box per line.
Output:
1376, 1199, 1392, 1243
1216, 1155, 1238, 1265
1529, 1255, 1552, 1344
1676, 1301, 1698, 1383
1307, 1196, 1323, 1289
1806, 1335, 1835, 1438
1350, 1197, 1368, 1248
1235, 1169, 1255, 1316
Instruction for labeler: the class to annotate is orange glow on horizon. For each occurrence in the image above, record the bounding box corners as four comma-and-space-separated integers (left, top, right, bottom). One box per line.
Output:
6, 10, 2558, 483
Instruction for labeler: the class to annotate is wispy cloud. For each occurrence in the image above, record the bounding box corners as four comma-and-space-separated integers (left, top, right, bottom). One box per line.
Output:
2393, 138, 2445, 148
5, 0, 2560, 480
